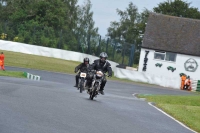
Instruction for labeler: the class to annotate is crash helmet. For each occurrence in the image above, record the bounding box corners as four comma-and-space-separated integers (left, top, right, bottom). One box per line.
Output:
83, 57, 89, 64
99, 52, 108, 62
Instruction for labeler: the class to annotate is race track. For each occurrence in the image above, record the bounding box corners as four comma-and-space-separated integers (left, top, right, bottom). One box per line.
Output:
0, 66, 195, 133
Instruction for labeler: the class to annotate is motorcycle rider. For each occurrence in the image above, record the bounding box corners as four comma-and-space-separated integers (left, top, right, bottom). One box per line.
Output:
88, 52, 112, 95
74, 57, 90, 87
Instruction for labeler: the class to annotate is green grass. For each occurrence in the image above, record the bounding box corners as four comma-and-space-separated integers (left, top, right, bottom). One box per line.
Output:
4, 50, 80, 74
0, 70, 25, 78
132, 64, 138, 68
138, 95, 200, 132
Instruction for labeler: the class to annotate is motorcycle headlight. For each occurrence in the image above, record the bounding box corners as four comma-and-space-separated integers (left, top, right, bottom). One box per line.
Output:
96, 71, 103, 77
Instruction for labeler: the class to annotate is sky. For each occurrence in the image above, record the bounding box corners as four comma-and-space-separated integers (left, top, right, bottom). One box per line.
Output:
77, 0, 200, 37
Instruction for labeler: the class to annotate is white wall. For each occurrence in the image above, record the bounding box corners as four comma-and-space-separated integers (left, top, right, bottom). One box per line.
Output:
138, 48, 200, 85
0, 40, 118, 72
115, 67, 181, 89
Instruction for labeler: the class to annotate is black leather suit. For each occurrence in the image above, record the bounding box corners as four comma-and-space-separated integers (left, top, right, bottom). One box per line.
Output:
75, 63, 90, 86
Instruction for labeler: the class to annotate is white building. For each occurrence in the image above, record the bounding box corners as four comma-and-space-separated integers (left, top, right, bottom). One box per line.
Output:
138, 13, 200, 89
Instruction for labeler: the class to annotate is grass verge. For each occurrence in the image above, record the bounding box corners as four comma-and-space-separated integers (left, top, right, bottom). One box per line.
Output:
0, 70, 25, 78
138, 94, 200, 132
4, 50, 80, 74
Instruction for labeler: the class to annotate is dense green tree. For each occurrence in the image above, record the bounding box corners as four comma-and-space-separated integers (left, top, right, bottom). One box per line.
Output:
107, 21, 120, 39
76, 0, 98, 54
0, 0, 99, 52
153, 0, 200, 19
107, 2, 145, 65
107, 2, 139, 44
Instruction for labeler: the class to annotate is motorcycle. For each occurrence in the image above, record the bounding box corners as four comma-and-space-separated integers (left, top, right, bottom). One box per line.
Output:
78, 72, 87, 93
88, 70, 107, 100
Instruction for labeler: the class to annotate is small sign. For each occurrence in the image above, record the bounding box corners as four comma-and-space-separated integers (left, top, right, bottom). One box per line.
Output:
80, 72, 87, 78
184, 58, 198, 72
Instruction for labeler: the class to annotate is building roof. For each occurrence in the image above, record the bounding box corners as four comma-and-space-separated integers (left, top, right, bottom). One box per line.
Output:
142, 13, 200, 56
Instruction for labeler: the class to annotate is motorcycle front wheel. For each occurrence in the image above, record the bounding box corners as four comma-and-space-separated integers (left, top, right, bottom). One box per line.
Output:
89, 84, 98, 100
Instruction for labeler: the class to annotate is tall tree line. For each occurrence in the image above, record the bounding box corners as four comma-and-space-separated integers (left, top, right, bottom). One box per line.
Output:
0, 0, 99, 54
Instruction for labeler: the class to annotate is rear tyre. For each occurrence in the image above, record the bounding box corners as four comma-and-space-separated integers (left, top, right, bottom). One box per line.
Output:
80, 79, 84, 93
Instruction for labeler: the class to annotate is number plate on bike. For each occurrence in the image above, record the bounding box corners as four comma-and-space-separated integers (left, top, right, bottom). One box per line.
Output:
80, 73, 87, 77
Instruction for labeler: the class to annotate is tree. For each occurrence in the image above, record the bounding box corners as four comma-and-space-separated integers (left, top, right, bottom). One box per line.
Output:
107, 2, 139, 44
65, 0, 79, 30
0, 0, 72, 47
107, 21, 120, 39
76, 0, 98, 54
0, 0, 100, 53
107, 2, 142, 65
153, 0, 200, 19
0, 0, 101, 55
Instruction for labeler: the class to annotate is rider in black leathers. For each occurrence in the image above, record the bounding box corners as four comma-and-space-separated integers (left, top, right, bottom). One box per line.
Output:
74, 57, 90, 87
88, 52, 112, 95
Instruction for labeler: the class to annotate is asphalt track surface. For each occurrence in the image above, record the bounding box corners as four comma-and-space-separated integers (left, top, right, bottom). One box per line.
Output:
0, 66, 195, 133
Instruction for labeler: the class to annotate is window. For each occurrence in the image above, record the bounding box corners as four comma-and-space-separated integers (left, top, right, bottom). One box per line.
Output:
165, 52, 176, 62
154, 51, 176, 62
154, 52, 165, 60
